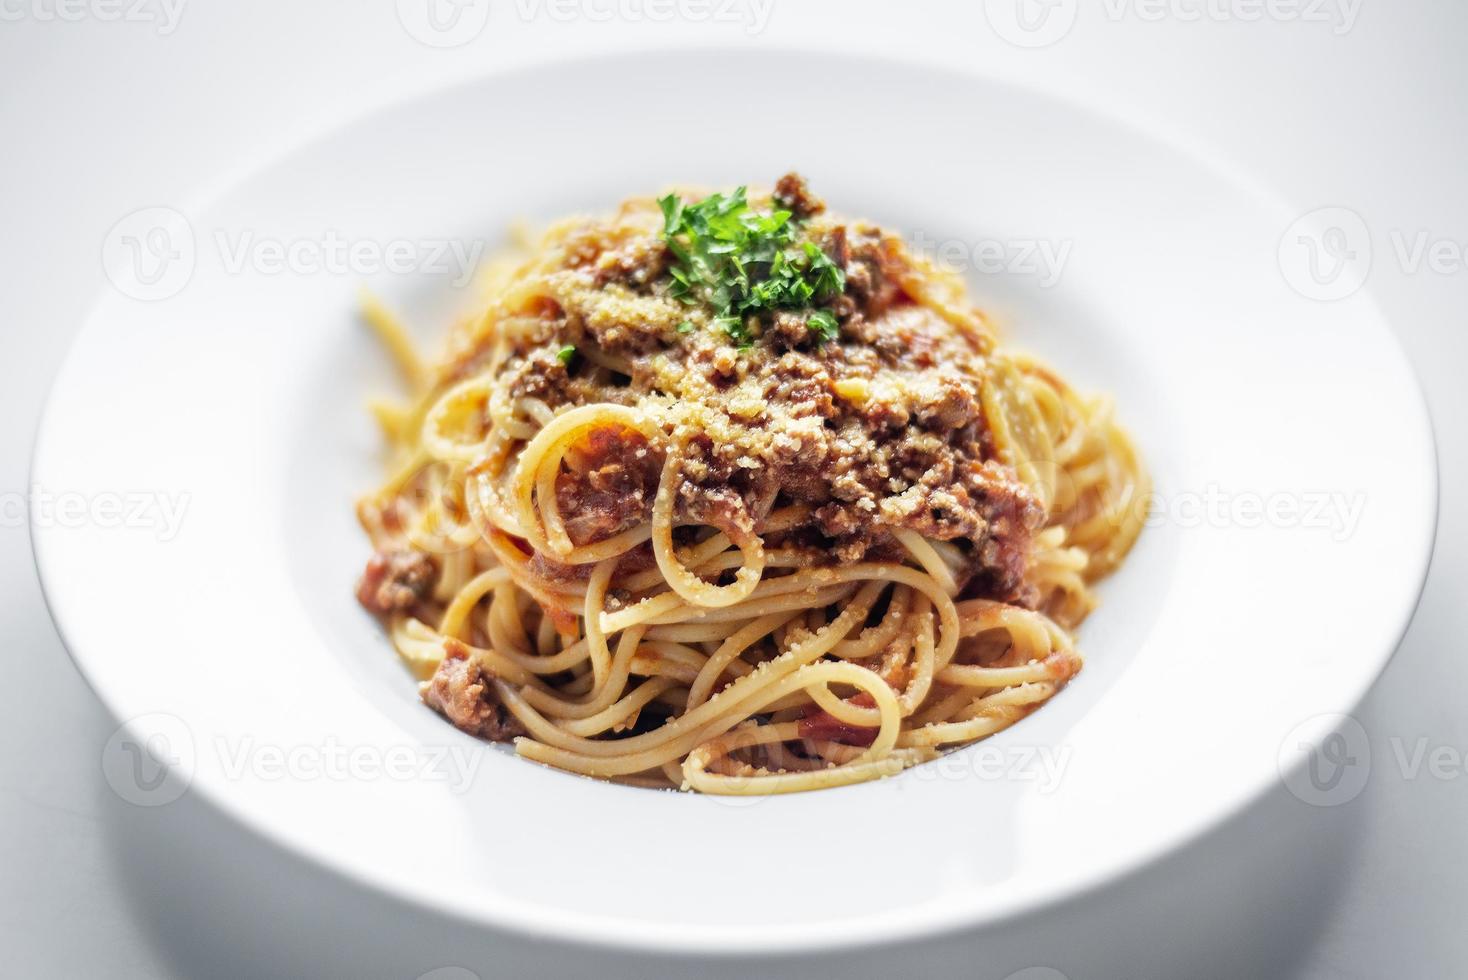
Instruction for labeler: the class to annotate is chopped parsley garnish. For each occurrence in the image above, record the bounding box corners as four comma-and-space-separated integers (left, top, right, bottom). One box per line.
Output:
676, 320, 695, 334
556, 344, 577, 366
658, 186, 846, 347
807, 309, 840, 344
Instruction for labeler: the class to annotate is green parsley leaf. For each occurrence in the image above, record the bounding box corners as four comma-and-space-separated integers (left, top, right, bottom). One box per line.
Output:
676, 320, 695, 334
556, 344, 577, 366
657, 193, 684, 235
807, 310, 840, 343
659, 185, 847, 350
713, 314, 749, 346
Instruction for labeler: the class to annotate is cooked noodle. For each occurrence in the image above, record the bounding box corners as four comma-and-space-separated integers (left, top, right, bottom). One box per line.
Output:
354, 174, 1147, 794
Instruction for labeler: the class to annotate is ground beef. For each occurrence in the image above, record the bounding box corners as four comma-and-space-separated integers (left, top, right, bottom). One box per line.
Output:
451, 172, 1046, 606
773, 172, 825, 219
356, 549, 437, 615
421, 640, 524, 741
555, 425, 661, 546
839, 227, 908, 326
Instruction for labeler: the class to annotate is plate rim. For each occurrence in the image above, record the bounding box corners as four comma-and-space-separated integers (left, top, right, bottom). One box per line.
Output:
30, 45, 1441, 955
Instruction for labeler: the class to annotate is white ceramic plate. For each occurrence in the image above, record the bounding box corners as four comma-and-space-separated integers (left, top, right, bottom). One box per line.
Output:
34, 52, 1435, 954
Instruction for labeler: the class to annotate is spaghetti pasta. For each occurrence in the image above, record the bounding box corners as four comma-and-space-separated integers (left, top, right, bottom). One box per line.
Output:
354, 174, 1148, 794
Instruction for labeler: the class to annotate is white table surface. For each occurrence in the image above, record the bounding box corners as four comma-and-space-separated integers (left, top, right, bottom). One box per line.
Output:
3, 3, 1464, 977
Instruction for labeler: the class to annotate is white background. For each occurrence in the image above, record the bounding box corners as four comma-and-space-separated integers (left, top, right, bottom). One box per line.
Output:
2, 2, 1464, 977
